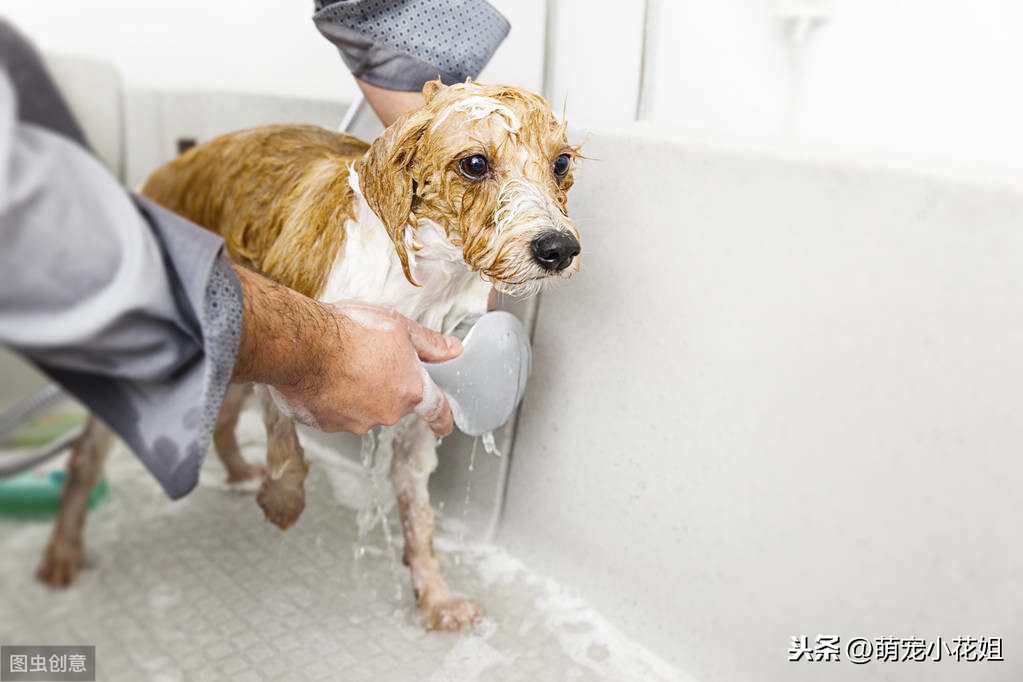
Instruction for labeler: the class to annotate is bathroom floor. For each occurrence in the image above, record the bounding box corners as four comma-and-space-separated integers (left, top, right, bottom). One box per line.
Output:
0, 410, 687, 682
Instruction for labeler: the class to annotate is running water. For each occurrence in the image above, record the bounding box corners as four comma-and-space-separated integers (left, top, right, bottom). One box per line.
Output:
481, 430, 501, 457
459, 436, 481, 550
357, 429, 404, 601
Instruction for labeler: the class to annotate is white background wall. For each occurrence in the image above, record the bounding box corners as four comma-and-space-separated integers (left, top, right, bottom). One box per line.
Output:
639, 0, 1023, 171
7, 0, 1022, 170
4, 1, 359, 101
2, 0, 545, 102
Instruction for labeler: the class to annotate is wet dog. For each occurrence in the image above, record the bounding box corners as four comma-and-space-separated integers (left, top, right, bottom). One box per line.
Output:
37, 79, 581, 630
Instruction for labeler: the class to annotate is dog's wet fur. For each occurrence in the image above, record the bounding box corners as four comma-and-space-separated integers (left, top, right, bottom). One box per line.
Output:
38, 79, 581, 631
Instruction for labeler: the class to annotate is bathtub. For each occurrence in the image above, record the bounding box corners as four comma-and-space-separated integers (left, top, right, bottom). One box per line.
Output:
0, 54, 1020, 682
499, 125, 1023, 682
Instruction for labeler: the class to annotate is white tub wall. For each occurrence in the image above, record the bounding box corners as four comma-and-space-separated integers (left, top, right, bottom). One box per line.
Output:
498, 126, 1023, 682
121, 90, 352, 188
39, 54, 125, 178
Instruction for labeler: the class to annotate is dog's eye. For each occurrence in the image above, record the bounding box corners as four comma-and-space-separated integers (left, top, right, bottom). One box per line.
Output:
458, 155, 489, 179
553, 153, 571, 177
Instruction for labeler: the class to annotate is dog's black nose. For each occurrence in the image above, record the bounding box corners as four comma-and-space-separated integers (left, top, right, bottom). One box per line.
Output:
530, 231, 580, 272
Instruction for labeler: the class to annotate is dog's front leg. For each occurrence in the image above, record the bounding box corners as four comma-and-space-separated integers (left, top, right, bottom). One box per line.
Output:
256, 386, 309, 530
213, 382, 264, 485
391, 418, 483, 630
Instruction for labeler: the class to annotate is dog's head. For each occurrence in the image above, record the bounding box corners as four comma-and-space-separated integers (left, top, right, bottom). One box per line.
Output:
356, 79, 582, 296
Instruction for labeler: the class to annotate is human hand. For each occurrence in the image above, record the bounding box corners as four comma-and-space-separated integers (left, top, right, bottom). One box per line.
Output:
230, 267, 461, 437
278, 301, 459, 436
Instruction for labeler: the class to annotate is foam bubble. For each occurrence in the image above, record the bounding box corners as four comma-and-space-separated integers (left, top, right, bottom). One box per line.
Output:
267, 385, 320, 430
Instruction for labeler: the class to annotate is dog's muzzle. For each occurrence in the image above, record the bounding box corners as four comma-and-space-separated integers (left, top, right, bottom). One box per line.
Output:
530, 231, 580, 272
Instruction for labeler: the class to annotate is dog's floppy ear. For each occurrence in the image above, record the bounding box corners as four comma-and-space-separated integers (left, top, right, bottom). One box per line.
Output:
422, 77, 445, 104
356, 109, 432, 286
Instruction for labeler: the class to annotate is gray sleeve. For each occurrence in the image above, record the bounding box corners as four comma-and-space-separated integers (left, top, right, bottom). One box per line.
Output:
0, 70, 242, 499
313, 0, 510, 91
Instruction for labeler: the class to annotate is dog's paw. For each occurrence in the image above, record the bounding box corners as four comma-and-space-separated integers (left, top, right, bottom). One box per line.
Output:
422, 595, 484, 631
37, 538, 83, 587
256, 475, 305, 530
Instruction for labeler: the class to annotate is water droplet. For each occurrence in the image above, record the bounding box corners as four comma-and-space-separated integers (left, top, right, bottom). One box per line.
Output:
481, 431, 501, 457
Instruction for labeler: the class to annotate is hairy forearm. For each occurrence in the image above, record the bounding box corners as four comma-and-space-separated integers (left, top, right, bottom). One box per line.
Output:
229, 264, 344, 391
225, 263, 456, 436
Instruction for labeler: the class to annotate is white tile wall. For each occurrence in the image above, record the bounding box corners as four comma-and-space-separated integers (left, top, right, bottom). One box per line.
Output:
543, 0, 647, 125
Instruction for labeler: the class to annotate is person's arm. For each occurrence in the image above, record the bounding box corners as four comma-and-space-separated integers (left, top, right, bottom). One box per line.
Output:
229, 265, 457, 436
0, 54, 458, 499
0, 63, 231, 498
313, 0, 510, 125
354, 78, 423, 128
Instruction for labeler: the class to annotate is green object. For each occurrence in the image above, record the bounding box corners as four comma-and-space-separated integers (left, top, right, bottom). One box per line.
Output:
0, 470, 107, 517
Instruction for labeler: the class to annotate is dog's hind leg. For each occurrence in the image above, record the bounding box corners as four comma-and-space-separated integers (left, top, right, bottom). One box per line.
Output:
214, 382, 264, 485
37, 415, 113, 587
391, 418, 483, 630
255, 387, 309, 530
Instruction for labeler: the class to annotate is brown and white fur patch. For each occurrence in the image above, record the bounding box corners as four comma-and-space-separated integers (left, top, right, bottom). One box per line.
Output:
37, 79, 582, 631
